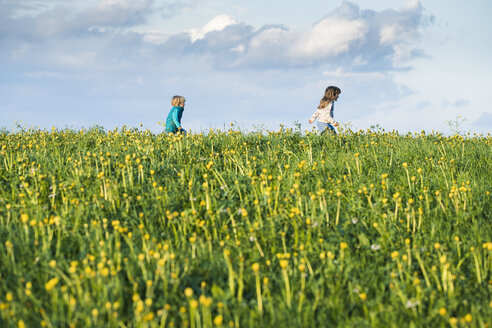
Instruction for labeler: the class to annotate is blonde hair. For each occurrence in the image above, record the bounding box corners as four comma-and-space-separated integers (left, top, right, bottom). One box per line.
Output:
318, 86, 341, 109
171, 95, 186, 107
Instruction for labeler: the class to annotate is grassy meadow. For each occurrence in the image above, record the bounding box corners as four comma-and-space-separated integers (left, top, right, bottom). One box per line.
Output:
0, 126, 491, 327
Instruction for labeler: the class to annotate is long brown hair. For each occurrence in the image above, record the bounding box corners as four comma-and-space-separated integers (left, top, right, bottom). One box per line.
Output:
318, 86, 341, 109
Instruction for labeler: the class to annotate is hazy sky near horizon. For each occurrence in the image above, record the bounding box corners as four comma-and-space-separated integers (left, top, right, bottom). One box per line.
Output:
1, 0, 491, 133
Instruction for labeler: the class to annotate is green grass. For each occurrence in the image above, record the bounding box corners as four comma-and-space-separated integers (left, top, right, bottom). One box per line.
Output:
0, 126, 491, 327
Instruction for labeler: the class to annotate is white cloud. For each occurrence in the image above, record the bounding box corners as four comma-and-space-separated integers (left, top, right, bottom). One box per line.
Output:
162, 1, 429, 71
1, 1, 429, 72
0, 0, 156, 42
293, 17, 367, 59
380, 24, 399, 44
76, 0, 154, 29
188, 15, 238, 42
142, 30, 170, 44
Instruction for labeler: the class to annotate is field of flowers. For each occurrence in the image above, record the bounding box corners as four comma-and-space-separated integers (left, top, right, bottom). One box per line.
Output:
0, 126, 491, 327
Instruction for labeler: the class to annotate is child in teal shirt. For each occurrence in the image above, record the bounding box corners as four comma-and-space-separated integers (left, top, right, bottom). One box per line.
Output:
165, 95, 187, 134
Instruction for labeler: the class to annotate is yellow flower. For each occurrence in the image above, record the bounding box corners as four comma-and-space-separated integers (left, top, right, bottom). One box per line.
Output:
45, 277, 59, 291
359, 293, 367, 301
20, 213, 29, 223
251, 263, 260, 272
390, 251, 399, 259
184, 287, 194, 298
279, 260, 288, 269
340, 242, 348, 250
53, 216, 60, 225
135, 301, 144, 313
464, 314, 472, 322
213, 315, 223, 326
439, 307, 446, 316
143, 312, 154, 321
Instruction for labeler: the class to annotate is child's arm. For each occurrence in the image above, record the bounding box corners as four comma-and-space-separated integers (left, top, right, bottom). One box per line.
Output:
324, 115, 338, 126
308, 110, 319, 124
172, 110, 181, 129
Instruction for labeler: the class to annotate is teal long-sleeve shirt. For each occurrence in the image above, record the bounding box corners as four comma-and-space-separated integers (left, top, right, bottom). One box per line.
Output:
165, 106, 184, 132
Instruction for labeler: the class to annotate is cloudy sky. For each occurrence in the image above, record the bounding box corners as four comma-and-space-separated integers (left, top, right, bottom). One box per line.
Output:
1, 0, 491, 134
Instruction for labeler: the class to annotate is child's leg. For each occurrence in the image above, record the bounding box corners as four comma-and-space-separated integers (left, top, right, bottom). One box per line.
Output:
327, 124, 337, 134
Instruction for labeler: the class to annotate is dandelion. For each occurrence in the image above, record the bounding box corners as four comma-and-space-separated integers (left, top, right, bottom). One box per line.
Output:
279, 260, 288, 269
213, 315, 223, 326
20, 213, 29, 223
184, 287, 194, 298
45, 277, 59, 291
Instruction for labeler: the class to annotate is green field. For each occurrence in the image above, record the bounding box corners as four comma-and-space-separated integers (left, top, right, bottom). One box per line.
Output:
1, 127, 491, 327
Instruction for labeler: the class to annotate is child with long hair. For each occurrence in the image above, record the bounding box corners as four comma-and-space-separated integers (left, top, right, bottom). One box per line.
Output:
165, 95, 187, 134
308, 86, 341, 134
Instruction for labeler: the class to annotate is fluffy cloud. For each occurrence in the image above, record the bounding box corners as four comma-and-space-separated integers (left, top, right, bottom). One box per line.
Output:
160, 1, 430, 71
1, 1, 429, 72
0, 0, 154, 42
188, 14, 238, 42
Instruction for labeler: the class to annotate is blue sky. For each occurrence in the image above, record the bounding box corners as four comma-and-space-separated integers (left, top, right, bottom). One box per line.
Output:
1, 0, 491, 134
